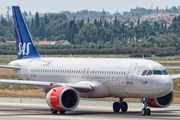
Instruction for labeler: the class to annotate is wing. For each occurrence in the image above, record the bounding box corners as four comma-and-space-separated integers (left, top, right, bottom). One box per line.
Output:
170, 74, 180, 81
0, 65, 91, 93
163, 65, 180, 80
0, 65, 21, 70
164, 65, 180, 70
0, 79, 92, 93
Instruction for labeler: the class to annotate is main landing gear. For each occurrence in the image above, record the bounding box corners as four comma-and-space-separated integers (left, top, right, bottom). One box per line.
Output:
113, 98, 128, 113
51, 108, 66, 114
141, 98, 151, 116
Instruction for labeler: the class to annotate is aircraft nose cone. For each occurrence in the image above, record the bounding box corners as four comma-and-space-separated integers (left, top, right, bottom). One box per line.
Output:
158, 76, 173, 95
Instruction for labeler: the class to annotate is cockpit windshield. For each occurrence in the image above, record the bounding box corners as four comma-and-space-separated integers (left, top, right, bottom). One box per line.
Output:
153, 70, 162, 75
142, 70, 147, 76
146, 70, 152, 75
141, 69, 169, 76
162, 70, 169, 75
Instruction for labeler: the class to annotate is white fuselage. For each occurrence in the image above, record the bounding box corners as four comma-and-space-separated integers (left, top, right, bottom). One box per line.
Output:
8, 57, 173, 98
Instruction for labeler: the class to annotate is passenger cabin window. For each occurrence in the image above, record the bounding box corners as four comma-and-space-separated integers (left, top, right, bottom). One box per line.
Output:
146, 70, 152, 75
142, 70, 147, 76
162, 70, 168, 75
153, 70, 162, 75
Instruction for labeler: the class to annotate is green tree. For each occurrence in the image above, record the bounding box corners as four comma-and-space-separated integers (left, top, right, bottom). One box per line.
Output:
47, 13, 68, 22
147, 36, 156, 46
44, 14, 50, 25
35, 12, 40, 30
157, 6, 159, 14
87, 17, 90, 23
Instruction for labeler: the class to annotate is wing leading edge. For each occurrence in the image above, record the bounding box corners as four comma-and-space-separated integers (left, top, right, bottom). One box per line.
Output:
0, 79, 92, 93
170, 74, 180, 81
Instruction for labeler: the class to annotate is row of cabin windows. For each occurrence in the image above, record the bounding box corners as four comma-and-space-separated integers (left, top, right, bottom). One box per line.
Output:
30, 69, 126, 75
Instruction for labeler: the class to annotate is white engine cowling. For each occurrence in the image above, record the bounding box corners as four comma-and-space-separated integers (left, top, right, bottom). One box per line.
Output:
46, 87, 79, 111
147, 91, 174, 108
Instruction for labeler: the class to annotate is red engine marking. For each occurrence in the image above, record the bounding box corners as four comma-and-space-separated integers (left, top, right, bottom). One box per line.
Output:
147, 98, 160, 108
50, 87, 69, 110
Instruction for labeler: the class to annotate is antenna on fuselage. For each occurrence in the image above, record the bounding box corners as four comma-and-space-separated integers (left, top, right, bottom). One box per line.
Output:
142, 55, 145, 59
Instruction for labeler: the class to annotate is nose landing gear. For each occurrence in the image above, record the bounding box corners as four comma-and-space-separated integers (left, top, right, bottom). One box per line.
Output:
113, 98, 128, 113
141, 98, 151, 116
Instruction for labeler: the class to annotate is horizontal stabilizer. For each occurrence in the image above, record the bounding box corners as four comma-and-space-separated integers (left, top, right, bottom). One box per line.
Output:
0, 65, 21, 70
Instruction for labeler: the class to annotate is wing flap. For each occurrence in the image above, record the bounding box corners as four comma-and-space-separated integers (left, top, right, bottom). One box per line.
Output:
0, 79, 92, 93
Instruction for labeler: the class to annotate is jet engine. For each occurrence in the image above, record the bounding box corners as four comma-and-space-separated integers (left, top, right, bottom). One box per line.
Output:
147, 91, 174, 108
46, 87, 79, 111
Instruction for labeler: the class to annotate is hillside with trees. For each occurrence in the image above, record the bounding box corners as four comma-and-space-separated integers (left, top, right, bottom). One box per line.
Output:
61, 6, 180, 20
1, 6, 180, 56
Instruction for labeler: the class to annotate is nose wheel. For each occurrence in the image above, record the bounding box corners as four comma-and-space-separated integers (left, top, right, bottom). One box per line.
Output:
113, 98, 128, 113
141, 98, 151, 116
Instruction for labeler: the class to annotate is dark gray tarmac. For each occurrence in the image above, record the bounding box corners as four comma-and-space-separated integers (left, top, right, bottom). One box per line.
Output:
0, 99, 180, 120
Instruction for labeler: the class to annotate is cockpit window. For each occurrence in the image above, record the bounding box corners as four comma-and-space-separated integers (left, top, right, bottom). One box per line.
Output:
162, 70, 168, 75
146, 70, 152, 75
142, 70, 147, 76
153, 70, 162, 75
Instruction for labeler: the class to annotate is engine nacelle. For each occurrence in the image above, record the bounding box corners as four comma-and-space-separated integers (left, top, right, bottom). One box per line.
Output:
46, 87, 79, 111
147, 91, 174, 108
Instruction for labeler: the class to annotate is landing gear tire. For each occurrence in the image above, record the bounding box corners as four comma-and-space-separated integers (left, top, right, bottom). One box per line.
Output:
141, 108, 151, 116
141, 108, 146, 116
113, 102, 120, 112
59, 111, 66, 114
121, 102, 128, 112
51, 108, 58, 114
141, 98, 151, 116
146, 108, 151, 116
113, 98, 128, 113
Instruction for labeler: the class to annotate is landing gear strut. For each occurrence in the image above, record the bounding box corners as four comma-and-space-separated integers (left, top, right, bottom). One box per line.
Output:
113, 98, 128, 113
141, 98, 151, 116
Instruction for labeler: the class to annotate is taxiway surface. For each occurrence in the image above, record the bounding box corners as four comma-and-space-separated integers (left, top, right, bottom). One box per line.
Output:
0, 99, 180, 120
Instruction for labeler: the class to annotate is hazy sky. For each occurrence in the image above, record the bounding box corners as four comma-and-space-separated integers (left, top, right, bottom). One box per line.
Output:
1, 0, 180, 15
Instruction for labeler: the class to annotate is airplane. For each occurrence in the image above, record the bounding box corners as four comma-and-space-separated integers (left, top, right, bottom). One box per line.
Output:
0, 6, 179, 116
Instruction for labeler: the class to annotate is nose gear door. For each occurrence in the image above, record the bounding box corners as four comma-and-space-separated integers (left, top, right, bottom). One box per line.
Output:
127, 63, 138, 84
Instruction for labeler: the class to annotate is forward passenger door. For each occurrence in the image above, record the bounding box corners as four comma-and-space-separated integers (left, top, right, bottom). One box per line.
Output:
127, 63, 138, 84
